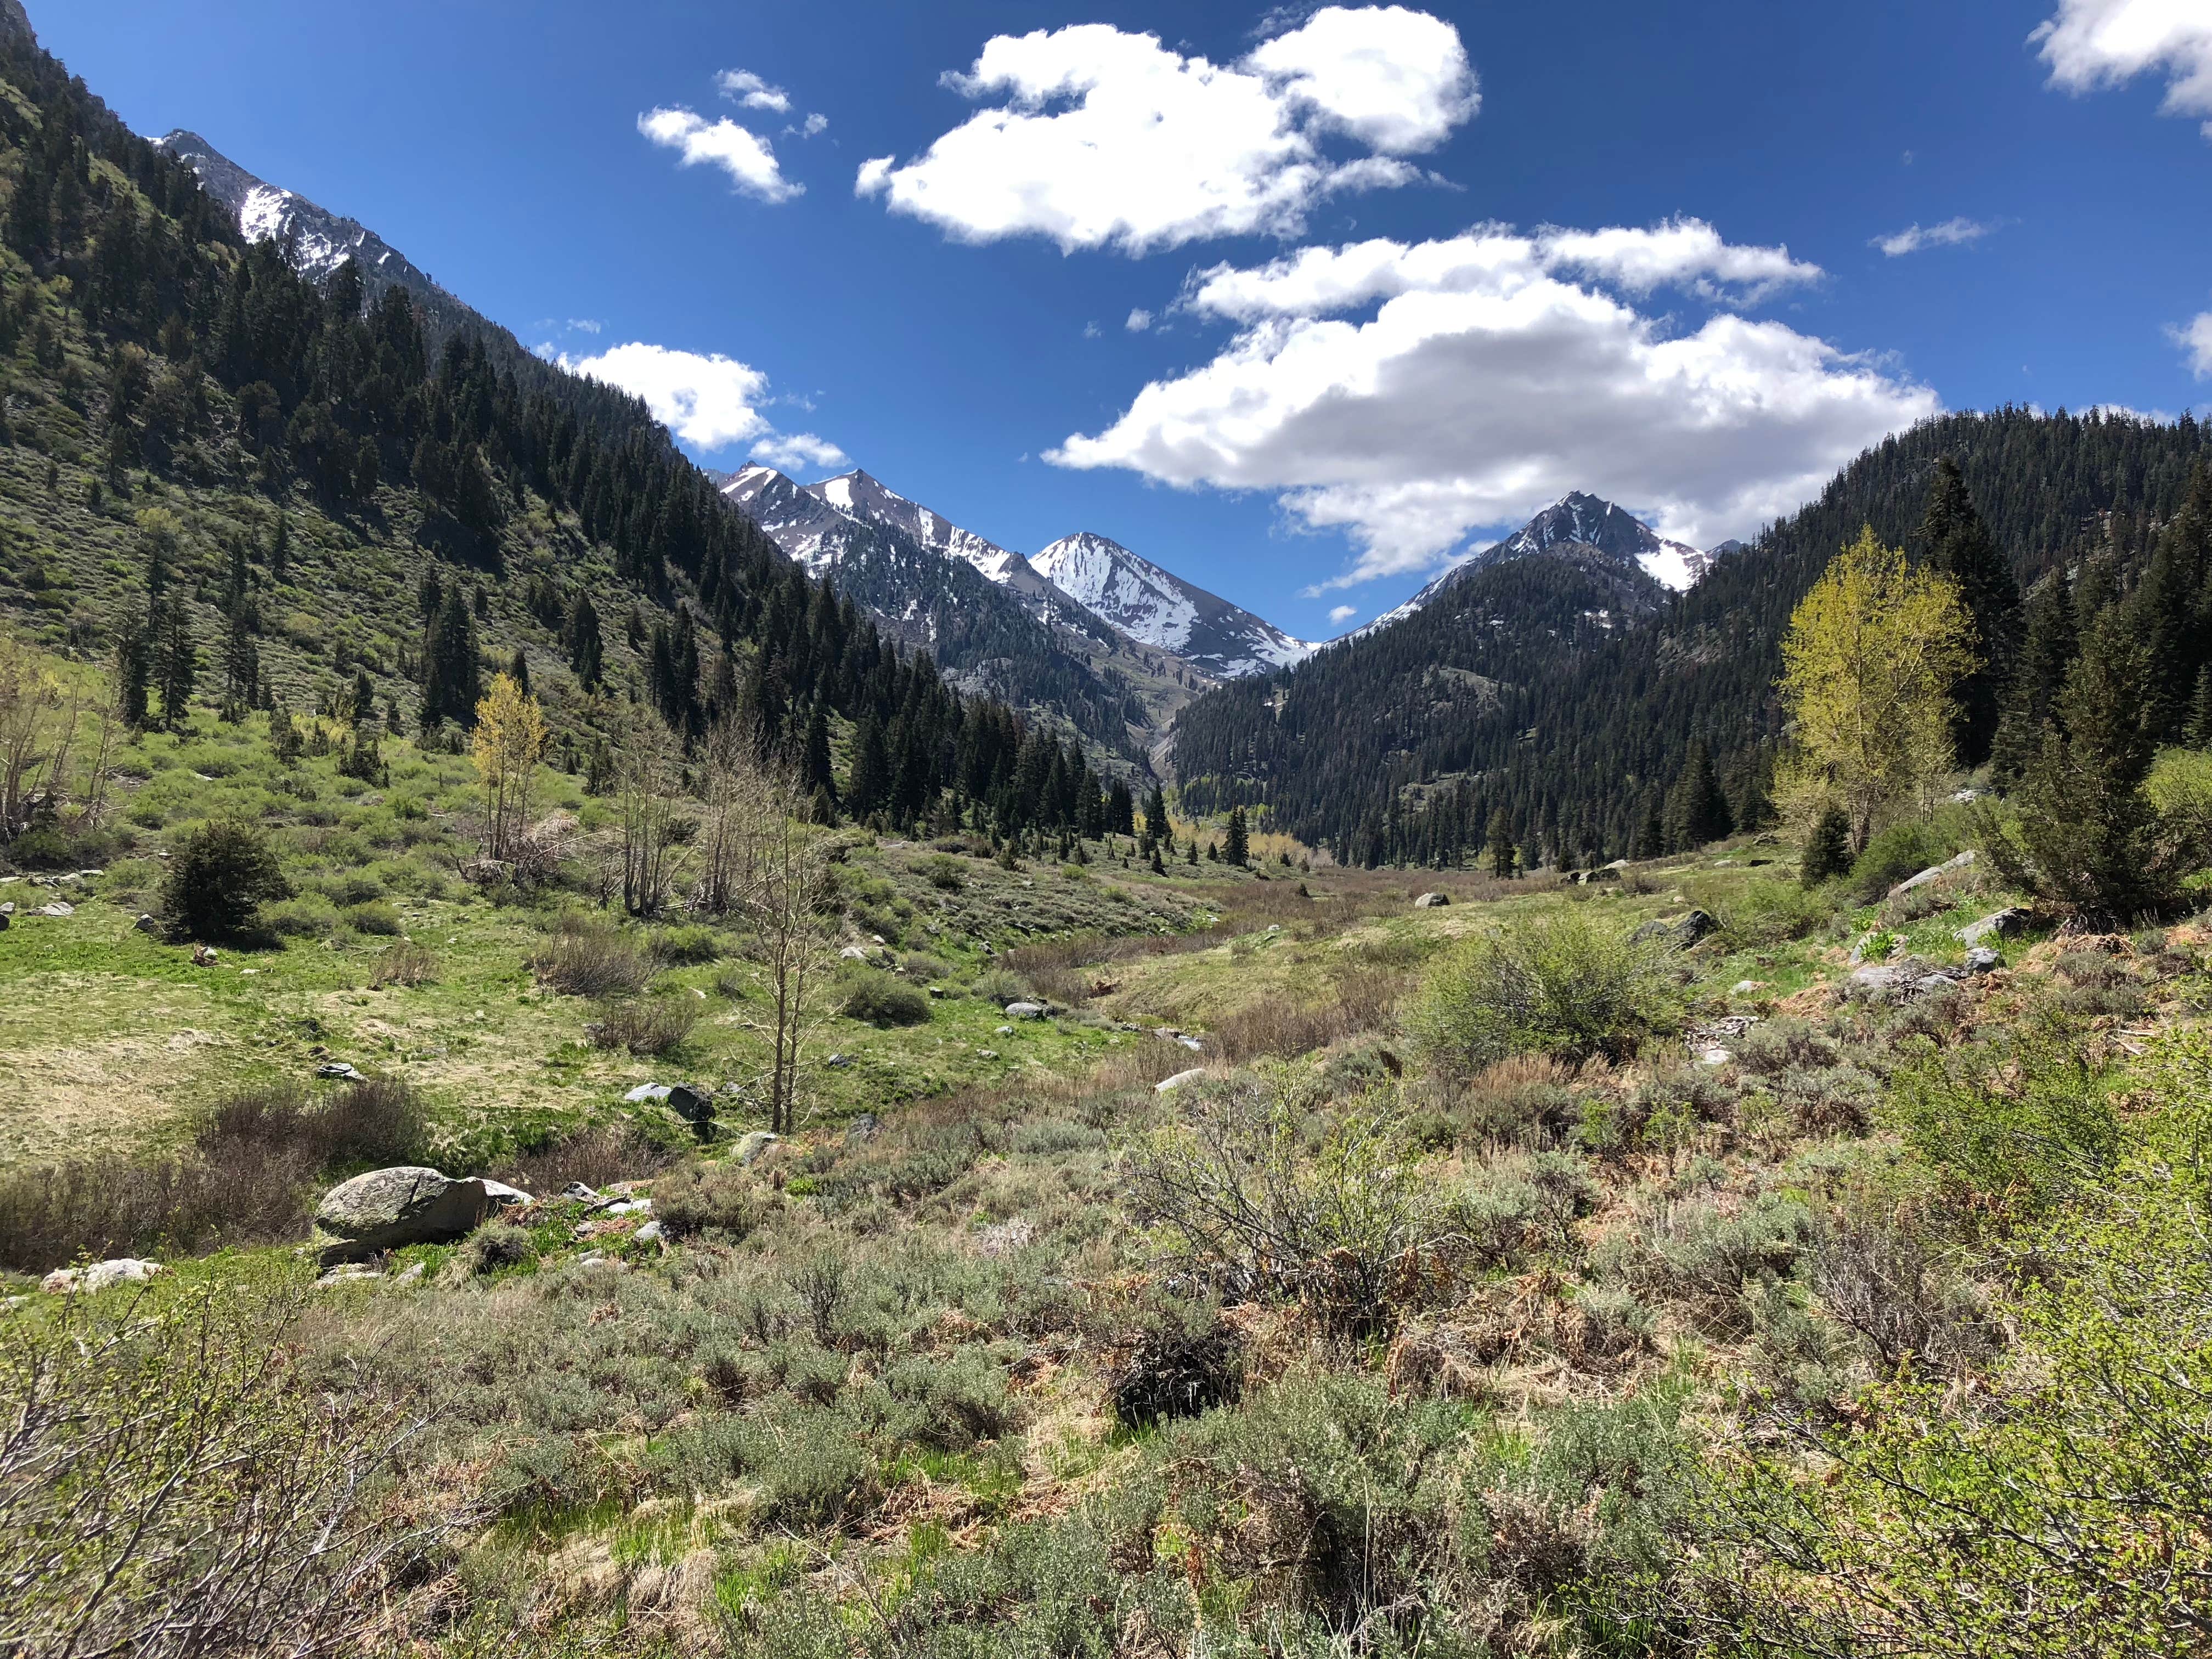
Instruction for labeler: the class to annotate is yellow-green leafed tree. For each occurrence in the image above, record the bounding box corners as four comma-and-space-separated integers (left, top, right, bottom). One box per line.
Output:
1775, 526, 1975, 853
471, 672, 546, 861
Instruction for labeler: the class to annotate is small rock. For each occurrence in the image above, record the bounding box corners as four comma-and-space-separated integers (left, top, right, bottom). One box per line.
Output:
1889, 850, 1976, 898
1156, 1067, 1206, 1093
1630, 910, 1717, 950
316, 1062, 366, 1081
38, 902, 73, 918
576, 1255, 627, 1272
845, 1113, 881, 1144
733, 1130, 780, 1166
633, 1220, 665, 1245
0, 913, 8, 932
1696, 1047, 1733, 1067
1956, 907, 2031, 947
190, 944, 217, 966
664, 1082, 715, 1124
623, 1083, 672, 1104
1962, 945, 2002, 975
1176, 1035, 1204, 1052
823, 1053, 853, 1069
42, 1257, 165, 1295
977, 1048, 1000, 1060
394, 1262, 426, 1284
1004, 1001, 1048, 1019
0, 900, 13, 913
996, 1024, 1015, 1036
1730, 980, 1764, 996
600, 1198, 652, 1217
838, 945, 871, 961
561, 1182, 601, 1201
926, 985, 948, 998
1413, 892, 1450, 909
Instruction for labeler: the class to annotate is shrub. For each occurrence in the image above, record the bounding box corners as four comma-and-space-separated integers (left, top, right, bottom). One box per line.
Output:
584, 998, 696, 1056
342, 899, 403, 936
970, 968, 1027, 1006
368, 940, 438, 988
160, 819, 292, 942
1847, 819, 1954, 904
530, 924, 652, 998
1107, 1310, 1244, 1429
837, 967, 930, 1027
1406, 910, 1676, 1077
650, 923, 723, 965
656, 1159, 766, 1240
263, 895, 342, 940
1735, 1018, 1841, 1077
465, 1221, 536, 1276
1708, 878, 1833, 945
1889, 1032, 2119, 1212
916, 853, 967, 891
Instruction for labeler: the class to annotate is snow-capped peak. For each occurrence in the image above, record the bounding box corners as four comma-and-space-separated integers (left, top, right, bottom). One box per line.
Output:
1034, 531, 1314, 679
802, 470, 1052, 599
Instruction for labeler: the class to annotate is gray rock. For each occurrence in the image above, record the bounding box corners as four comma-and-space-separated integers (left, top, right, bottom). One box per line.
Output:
1845, 960, 1964, 1005
1176, 1035, 1204, 1052
1630, 910, 1717, 950
995, 1024, 1014, 1036
823, 1053, 853, 1069
134, 912, 161, 934
316, 1062, 366, 1081
926, 985, 949, 998
977, 1049, 1000, 1060
1413, 892, 1449, 908
1005, 1001, 1047, 1019
0, 912, 7, 932
1155, 1067, 1206, 1093
315, 1266, 382, 1288
733, 1130, 780, 1166
633, 1220, 665, 1245
561, 1182, 601, 1202
0, 900, 14, 915
1957, 907, 2031, 946
623, 1083, 672, 1104
38, 902, 72, 917
1962, 946, 2003, 975
600, 1198, 652, 1217
313, 1167, 517, 1265
42, 1257, 164, 1294
838, 945, 871, 961
1695, 1047, 1733, 1067
845, 1113, 881, 1144
1889, 850, 1976, 898
664, 1082, 714, 1124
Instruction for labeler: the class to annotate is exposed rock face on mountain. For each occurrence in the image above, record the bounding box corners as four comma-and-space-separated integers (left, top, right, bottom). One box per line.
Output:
152, 131, 484, 342
1034, 532, 1313, 679
808, 470, 1061, 603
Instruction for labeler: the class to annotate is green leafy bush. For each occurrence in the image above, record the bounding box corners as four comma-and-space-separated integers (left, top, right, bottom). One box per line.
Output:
837, 967, 930, 1027
1406, 910, 1677, 1076
650, 923, 723, 965
656, 1159, 767, 1240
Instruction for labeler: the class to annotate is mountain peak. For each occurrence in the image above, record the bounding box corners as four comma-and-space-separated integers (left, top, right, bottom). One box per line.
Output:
1034, 531, 1313, 679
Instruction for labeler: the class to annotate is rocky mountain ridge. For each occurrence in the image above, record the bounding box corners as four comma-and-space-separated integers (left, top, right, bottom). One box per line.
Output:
1034, 531, 1314, 679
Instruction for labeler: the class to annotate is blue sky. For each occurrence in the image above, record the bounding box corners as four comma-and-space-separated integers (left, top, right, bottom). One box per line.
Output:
42, 0, 2212, 637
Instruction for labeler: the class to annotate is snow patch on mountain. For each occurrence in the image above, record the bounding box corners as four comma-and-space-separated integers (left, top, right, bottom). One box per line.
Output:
1035, 531, 1313, 679
806, 470, 1057, 601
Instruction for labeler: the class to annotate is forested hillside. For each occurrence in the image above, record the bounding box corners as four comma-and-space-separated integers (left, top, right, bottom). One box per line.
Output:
0, 1, 1123, 840
1172, 408, 2211, 866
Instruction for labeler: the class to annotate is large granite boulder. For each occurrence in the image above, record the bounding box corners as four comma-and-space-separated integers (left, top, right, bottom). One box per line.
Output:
1889, 850, 1976, 898
313, 1167, 527, 1265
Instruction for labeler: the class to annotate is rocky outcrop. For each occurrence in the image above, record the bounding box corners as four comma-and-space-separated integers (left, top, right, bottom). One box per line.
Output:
312, 1167, 527, 1265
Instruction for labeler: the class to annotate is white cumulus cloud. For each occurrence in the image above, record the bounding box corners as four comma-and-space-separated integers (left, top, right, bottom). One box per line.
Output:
639, 107, 803, 202
800, 112, 828, 137
1328, 603, 1358, 624
1874, 217, 1995, 256
750, 430, 853, 471
2034, 0, 2212, 136
1048, 223, 1937, 588
854, 6, 1476, 255
1126, 308, 1154, 332
2174, 311, 2212, 377
715, 69, 792, 113
565, 342, 844, 468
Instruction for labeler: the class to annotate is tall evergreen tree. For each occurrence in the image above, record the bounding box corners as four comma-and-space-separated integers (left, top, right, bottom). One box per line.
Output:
847, 714, 890, 820
507, 647, 529, 698
1107, 778, 1136, 837
114, 613, 151, 729
1143, 785, 1170, 847
563, 591, 603, 688
2133, 459, 2212, 742
1991, 566, 2081, 782
800, 705, 834, 800
1663, 741, 1734, 850
155, 601, 196, 730
1486, 809, 1516, 878
1223, 805, 1250, 868
1918, 456, 2021, 767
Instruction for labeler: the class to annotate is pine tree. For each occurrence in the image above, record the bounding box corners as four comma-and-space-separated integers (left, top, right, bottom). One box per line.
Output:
351, 669, 375, 726
848, 714, 890, 819
507, 647, 529, 698
1662, 741, 1733, 850
1991, 610, 2172, 921
1918, 457, 2021, 768
155, 601, 196, 730
800, 706, 834, 799
2134, 460, 2212, 743
268, 513, 289, 582
1991, 567, 2080, 782
114, 613, 151, 729
2187, 666, 2212, 750
564, 592, 603, 687
1143, 785, 1170, 847
1486, 810, 1516, 878
1224, 805, 1250, 867
1801, 804, 1853, 887
1107, 778, 1135, 837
